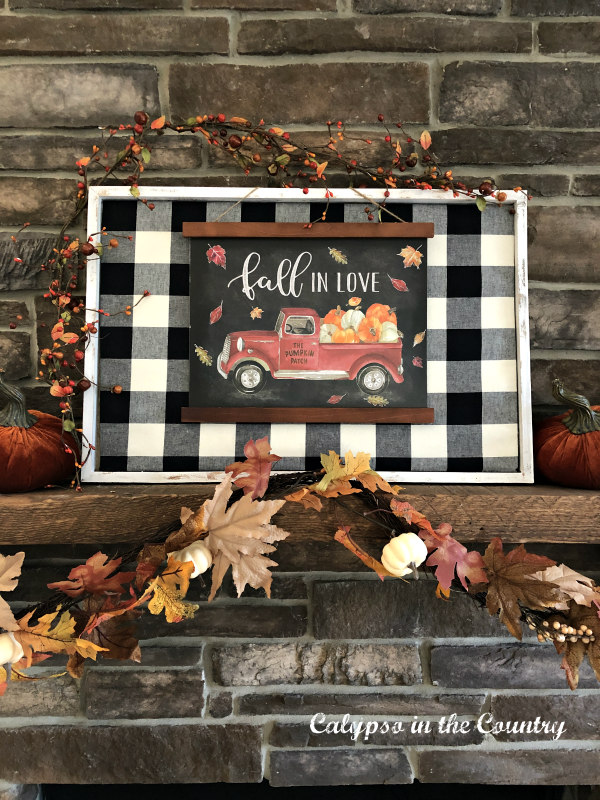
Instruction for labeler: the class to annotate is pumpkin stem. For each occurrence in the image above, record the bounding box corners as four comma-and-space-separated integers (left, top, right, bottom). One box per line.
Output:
552, 379, 600, 435
0, 370, 38, 429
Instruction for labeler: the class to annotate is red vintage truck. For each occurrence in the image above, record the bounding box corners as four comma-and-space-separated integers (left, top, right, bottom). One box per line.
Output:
217, 307, 404, 395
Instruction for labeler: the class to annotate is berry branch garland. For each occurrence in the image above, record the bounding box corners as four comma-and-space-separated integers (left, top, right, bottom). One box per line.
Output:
5, 111, 583, 695
0, 439, 598, 695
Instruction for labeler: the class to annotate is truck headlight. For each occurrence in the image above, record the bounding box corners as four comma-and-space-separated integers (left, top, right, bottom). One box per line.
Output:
237, 337, 245, 352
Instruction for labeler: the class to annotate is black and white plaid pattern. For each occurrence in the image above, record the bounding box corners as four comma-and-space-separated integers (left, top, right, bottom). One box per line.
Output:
97, 198, 519, 474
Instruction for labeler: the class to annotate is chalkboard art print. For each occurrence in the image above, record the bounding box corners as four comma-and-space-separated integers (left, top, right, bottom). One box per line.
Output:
183, 222, 435, 424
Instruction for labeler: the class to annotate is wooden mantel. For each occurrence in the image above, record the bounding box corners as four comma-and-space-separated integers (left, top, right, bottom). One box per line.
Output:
0, 484, 597, 547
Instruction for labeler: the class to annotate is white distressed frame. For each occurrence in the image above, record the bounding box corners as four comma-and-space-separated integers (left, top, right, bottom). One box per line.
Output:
82, 186, 532, 484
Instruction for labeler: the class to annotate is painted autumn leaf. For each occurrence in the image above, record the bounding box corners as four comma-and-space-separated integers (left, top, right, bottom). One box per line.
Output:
554, 601, 600, 690
348, 297, 361, 307
209, 301, 223, 325
398, 245, 422, 269
225, 436, 281, 500
469, 538, 564, 640
206, 244, 226, 268
367, 395, 389, 407
388, 275, 409, 292
327, 394, 346, 405
194, 344, 212, 366
250, 307, 263, 319
413, 330, 426, 347
328, 247, 348, 265
147, 557, 198, 624
532, 564, 598, 609
47, 552, 135, 598
0, 552, 25, 632
412, 356, 423, 368
418, 522, 487, 591
200, 474, 290, 600
419, 130, 432, 151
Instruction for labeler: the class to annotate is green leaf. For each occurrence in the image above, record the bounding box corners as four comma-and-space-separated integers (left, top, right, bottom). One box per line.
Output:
62, 419, 76, 433
95, 244, 103, 256
275, 154, 290, 166
130, 186, 140, 198
476, 196, 487, 212
116, 150, 126, 162
185, 117, 197, 126
141, 148, 151, 164
267, 163, 278, 176
61, 311, 71, 323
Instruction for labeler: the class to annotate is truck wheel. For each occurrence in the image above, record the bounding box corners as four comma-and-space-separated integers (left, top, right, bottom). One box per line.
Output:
233, 362, 266, 394
357, 364, 389, 394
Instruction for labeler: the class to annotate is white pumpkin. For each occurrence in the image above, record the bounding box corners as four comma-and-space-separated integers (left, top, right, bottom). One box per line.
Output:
0, 632, 24, 665
320, 330, 333, 343
341, 309, 365, 331
380, 321, 400, 343
321, 323, 338, 337
169, 540, 213, 579
381, 533, 428, 577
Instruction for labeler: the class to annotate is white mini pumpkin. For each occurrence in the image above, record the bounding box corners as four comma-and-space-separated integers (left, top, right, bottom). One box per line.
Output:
380, 321, 400, 343
319, 330, 333, 343
321, 323, 339, 337
381, 533, 428, 577
169, 540, 213, 579
0, 632, 24, 665
341, 309, 365, 331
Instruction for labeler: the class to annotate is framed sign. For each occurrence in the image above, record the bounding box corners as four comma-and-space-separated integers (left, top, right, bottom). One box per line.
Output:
182, 222, 434, 424
82, 187, 532, 484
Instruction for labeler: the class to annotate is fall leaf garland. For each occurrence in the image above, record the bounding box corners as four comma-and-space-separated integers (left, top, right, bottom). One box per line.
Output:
0, 438, 596, 695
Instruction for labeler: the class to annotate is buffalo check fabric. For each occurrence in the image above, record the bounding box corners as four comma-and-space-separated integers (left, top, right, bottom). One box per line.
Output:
97, 198, 519, 473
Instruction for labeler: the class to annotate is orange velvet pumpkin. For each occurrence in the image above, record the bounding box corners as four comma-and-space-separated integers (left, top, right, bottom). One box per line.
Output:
358, 316, 382, 343
0, 371, 78, 493
534, 380, 600, 490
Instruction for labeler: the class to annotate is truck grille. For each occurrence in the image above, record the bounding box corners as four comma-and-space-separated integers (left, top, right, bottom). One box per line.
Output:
222, 335, 231, 363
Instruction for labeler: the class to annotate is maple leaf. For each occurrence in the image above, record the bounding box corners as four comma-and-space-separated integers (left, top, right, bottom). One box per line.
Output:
554, 602, 600, 690
334, 526, 394, 580
419, 523, 487, 591
469, 539, 564, 640
532, 565, 597, 610
198, 474, 290, 600
390, 499, 436, 537
388, 275, 409, 292
147, 557, 198, 623
67, 610, 141, 678
250, 306, 263, 319
47, 552, 136, 598
284, 487, 323, 512
399, 245, 422, 269
206, 244, 226, 268
225, 436, 281, 500
367, 395, 389, 407
0, 552, 25, 632
315, 451, 352, 493
413, 330, 426, 347
194, 344, 212, 366
209, 301, 223, 325
14, 609, 77, 667
328, 247, 348, 264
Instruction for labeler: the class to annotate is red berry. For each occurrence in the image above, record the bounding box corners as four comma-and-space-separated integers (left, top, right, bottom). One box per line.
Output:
282, 132, 290, 140
147, 202, 155, 210
134, 111, 148, 125
228, 134, 242, 149
217, 113, 226, 123
77, 378, 91, 392
9, 322, 16, 329
378, 114, 384, 122
134, 123, 144, 135
302, 187, 309, 194
384, 135, 391, 143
